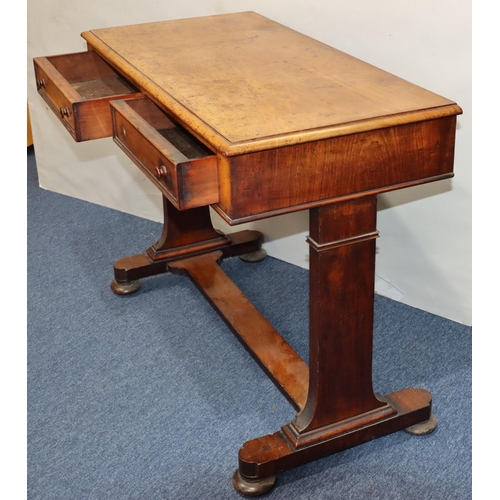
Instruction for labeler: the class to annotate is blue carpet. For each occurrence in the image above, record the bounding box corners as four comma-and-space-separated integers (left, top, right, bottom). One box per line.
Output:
27, 147, 471, 499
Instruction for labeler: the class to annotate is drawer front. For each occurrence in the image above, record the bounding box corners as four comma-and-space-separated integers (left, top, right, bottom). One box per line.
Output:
110, 98, 219, 210
34, 57, 78, 137
33, 51, 142, 142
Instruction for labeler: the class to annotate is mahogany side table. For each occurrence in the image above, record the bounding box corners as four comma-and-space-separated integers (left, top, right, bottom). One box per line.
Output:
34, 12, 462, 496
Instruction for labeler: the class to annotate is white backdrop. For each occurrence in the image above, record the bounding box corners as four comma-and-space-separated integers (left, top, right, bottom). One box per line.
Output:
27, 0, 472, 325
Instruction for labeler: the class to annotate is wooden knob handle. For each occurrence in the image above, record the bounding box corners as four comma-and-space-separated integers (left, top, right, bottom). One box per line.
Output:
155, 164, 169, 180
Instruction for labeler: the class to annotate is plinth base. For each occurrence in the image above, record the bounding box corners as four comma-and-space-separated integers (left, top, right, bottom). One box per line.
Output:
111, 230, 263, 295
237, 388, 433, 485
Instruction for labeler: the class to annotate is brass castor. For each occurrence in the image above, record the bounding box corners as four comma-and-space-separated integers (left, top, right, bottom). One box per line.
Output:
110, 279, 142, 295
232, 470, 276, 497
239, 248, 267, 263
404, 412, 438, 435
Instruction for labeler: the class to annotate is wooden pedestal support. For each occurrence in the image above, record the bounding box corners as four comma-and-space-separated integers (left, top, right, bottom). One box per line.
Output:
32, 11, 457, 498
110, 196, 264, 295
113, 195, 436, 496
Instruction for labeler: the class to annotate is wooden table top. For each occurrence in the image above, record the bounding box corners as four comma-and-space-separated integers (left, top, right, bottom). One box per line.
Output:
82, 12, 461, 156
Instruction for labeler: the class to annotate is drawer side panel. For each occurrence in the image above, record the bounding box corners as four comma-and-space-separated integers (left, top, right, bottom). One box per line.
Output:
34, 57, 78, 139
112, 105, 219, 210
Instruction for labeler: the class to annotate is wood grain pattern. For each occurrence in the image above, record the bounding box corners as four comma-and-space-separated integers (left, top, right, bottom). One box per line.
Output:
238, 388, 433, 479
169, 252, 309, 411
81, 12, 461, 155
33, 13, 461, 493
298, 198, 382, 430
111, 194, 264, 293
236, 200, 435, 481
110, 98, 219, 209
214, 115, 457, 222
33, 51, 142, 141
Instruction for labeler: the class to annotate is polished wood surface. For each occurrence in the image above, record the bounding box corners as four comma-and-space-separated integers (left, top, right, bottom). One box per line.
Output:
214, 116, 458, 222
34, 51, 142, 141
111, 195, 262, 295
34, 12, 461, 496
82, 12, 460, 155
81, 12, 461, 223
170, 252, 309, 411
111, 97, 219, 210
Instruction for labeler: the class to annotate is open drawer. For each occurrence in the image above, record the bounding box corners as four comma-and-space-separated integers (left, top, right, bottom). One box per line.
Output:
33, 51, 143, 142
110, 97, 219, 210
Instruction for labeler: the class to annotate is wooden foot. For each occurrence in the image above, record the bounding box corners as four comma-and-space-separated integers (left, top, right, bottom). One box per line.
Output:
232, 470, 276, 497
404, 412, 438, 435
239, 248, 267, 263
110, 278, 142, 295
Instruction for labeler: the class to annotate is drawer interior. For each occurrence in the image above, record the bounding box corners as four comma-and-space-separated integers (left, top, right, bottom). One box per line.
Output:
46, 51, 138, 99
124, 97, 213, 159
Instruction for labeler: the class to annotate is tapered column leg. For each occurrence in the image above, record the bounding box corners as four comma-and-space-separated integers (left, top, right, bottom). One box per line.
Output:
235, 197, 435, 493
111, 196, 263, 294
292, 197, 387, 434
